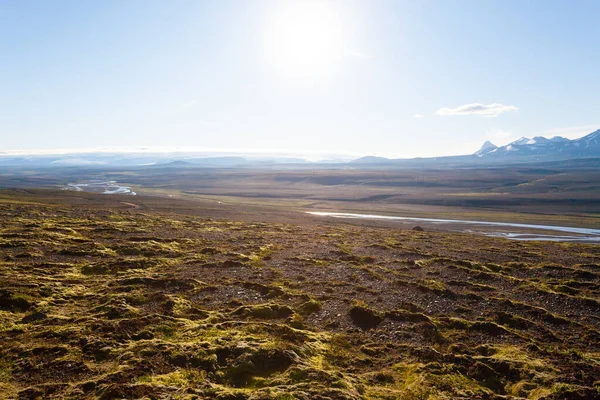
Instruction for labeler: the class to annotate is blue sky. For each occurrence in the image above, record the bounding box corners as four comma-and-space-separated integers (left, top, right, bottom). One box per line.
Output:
1, 0, 599, 158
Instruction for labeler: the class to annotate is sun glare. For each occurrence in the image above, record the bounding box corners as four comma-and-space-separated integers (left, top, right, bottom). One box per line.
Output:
266, 1, 345, 79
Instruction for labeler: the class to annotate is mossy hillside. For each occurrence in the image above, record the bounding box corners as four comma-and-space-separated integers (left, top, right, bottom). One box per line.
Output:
1, 196, 600, 399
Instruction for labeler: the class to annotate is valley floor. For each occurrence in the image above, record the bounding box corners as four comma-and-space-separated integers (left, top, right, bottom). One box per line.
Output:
1, 190, 600, 399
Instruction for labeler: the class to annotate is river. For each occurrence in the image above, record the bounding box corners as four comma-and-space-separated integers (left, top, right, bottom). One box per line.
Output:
66, 181, 136, 196
307, 211, 600, 243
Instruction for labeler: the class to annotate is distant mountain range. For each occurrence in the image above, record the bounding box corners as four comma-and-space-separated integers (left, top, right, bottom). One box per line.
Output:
1, 129, 599, 168
0, 153, 312, 168
474, 129, 600, 161
352, 129, 600, 166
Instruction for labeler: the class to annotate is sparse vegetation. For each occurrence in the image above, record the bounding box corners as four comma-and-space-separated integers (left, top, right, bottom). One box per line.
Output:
1, 189, 600, 399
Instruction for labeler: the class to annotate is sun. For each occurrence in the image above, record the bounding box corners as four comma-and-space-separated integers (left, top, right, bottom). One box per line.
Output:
266, 1, 345, 79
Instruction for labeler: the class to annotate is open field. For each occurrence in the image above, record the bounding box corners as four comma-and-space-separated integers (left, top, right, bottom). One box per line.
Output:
1, 190, 600, 399
2, 164, 600, 220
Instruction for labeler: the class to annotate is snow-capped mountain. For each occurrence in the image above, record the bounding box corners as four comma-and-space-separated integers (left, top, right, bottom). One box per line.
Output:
475, 140, 498, 156
575, 129, 600, 147
475, 129, 600, 161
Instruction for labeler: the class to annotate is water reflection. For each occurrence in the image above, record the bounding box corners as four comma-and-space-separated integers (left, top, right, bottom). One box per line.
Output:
307, 211, 600, 243
66, 181, 136, 196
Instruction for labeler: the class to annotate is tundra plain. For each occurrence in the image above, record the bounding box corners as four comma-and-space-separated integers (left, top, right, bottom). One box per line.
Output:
1, 189, 600, 399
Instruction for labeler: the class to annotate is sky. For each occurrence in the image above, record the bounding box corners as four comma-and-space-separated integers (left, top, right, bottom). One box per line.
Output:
1, 0, 600, 158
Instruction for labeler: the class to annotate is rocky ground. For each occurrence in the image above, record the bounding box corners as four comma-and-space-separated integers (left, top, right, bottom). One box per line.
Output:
1, 191, 600, 399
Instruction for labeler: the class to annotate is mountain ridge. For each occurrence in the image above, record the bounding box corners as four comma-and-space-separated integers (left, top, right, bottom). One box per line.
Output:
352, 128, 600, 165
475, 129, 600, 161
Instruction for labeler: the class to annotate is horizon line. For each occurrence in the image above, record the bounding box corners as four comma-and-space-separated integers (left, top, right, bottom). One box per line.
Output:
0, 127, 598, 160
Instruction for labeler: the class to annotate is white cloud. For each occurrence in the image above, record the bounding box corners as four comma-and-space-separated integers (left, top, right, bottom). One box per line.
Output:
413, 113, 424, 119
435, 103, 518, 117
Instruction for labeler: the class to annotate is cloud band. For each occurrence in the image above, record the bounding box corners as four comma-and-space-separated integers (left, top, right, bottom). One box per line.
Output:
436, 103, 518, 117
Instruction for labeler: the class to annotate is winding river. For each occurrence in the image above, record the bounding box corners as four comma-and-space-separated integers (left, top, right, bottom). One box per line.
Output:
66, 181, 136, 196
307, 211, 600, 243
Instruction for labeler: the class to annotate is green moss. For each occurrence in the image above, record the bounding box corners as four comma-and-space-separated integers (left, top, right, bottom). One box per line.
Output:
143, 368, 207, 387
298, 299, 322, 316
1, 191, 599, 399
233, 303, 295, 320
